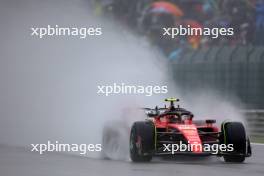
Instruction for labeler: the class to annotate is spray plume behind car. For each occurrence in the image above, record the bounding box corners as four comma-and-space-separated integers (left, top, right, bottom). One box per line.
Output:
0, 0, 246, 160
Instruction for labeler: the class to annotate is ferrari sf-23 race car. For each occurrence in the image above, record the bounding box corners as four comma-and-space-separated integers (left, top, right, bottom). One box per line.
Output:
129, 98, 252, 163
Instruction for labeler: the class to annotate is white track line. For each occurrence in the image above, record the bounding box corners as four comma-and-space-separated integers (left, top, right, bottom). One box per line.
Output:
252, 143, 264, 146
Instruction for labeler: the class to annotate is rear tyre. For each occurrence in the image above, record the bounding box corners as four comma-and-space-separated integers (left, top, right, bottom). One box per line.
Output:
221, 122, 246, 163
130, 121, 155, 162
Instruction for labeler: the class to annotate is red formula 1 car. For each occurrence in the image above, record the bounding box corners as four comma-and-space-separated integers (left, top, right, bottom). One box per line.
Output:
129, 98, 252, 163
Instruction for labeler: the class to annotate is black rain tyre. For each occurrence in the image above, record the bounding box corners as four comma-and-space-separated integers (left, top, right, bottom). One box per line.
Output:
221, 122, 246, 163
130, 121, 155, 162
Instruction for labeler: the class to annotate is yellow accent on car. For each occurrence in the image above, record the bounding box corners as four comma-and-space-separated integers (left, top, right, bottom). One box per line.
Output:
165, 98, 179, 102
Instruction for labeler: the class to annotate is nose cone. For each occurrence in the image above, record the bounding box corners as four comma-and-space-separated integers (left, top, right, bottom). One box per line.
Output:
169, 124, 203, 153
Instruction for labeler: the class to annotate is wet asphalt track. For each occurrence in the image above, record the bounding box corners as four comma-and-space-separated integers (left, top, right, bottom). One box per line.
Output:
0, 144, 263, 176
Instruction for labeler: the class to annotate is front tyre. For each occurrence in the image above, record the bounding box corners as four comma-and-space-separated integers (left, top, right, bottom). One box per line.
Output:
221, 122, 247, 163
130, 121, 155, 162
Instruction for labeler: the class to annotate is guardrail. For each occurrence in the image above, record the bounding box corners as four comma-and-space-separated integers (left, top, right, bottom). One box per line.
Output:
171, 46, 264, 109
242, 110, 264, 138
